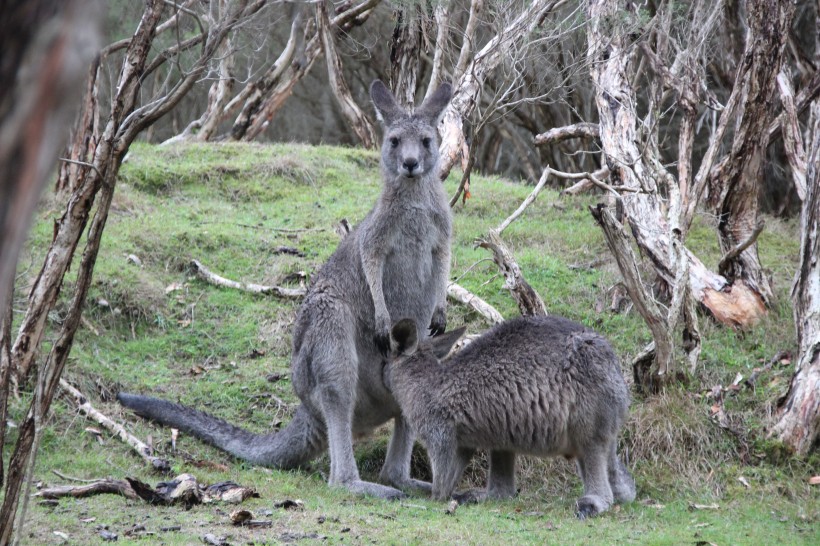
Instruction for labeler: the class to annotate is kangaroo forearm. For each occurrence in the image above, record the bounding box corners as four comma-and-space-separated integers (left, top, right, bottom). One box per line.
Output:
361, 253, 388, 319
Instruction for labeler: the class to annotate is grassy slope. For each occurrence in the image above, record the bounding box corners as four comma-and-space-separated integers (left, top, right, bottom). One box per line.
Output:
5, 142, 817, 545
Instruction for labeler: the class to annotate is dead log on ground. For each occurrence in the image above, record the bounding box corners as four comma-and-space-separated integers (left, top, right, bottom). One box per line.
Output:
60, 379, 170, 472
190, 260, 306, 298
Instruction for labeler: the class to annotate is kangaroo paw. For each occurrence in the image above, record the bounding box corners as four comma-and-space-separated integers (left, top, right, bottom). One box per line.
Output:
575, 495, 609, 519
339, 480, 406, 500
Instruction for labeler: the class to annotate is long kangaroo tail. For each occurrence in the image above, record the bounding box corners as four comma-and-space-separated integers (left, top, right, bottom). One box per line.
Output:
117, 393, 326, 469
608, 442, 636, 503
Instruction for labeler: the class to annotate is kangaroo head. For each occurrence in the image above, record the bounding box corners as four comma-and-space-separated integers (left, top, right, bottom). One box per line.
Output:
390, 318, 466, 360
383, 319, 465, 392
370, 80, 452, 180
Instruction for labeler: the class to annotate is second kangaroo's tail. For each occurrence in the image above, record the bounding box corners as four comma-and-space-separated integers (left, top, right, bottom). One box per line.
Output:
117, 393, 326, 469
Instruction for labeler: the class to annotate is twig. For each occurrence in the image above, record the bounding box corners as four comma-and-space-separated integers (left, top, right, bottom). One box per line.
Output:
190, 260, 306, 299
717, 221, 765, 276
745, 350, 789, 390
496, 166, 550, 235
447, 283, 503, 325
59, 379, 171, 472
449, 149, 476, 207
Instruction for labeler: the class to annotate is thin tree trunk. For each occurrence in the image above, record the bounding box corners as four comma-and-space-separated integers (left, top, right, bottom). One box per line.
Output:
3, 1, 265, 541
712, 0, 794, 307
226, 3, 305, 141
0, 277, 13, 488
771, 103, 820, 455
389, 5, 422, 109
236, 0, 381, 142
438, 0, 558, 181
192, 0, 236, 142
425, 3, 450, 100
317, 1, 376, 149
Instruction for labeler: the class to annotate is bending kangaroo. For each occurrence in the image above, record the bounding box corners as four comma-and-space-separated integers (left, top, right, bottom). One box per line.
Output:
118, 80, 453, 499
385, 315, 636, 517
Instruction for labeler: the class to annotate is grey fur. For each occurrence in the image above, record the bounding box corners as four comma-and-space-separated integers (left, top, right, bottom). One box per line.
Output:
385, 315, 636, 517
118, 80, 453, 500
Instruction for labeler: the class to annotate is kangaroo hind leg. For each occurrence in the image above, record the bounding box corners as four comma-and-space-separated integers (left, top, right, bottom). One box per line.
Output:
379, 416, 431, 493
575, 446, 614, 519
608, 442, 636, 504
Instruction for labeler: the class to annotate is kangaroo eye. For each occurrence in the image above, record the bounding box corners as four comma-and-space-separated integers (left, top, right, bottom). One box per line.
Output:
390, 137, 399, 148
422, 137, 431, 149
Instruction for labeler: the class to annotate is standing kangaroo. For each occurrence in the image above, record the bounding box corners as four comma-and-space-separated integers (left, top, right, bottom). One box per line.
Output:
385, 315, 636, 518
118, 80, 453, 499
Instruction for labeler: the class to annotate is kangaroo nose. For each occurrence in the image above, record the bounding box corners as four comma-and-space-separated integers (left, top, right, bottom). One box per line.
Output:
403, 159, 418, 174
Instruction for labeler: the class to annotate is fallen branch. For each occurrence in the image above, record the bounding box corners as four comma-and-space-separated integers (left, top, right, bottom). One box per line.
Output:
533, 122, 599, 146
447, 283, 503, 324
190, 260, 306, 299
476, 231, 547, 317
35, 479, 138, 500
496, 167, 551, 235
59, 379, 170, 472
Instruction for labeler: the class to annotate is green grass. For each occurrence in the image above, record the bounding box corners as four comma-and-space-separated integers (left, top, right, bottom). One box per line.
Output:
5, 142, 818, 544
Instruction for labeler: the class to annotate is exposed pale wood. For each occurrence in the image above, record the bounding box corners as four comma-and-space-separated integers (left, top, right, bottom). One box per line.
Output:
226, 4, 305, 141
590, 205, 673, 392
60, 379, 170, 471
425, 4, 450, 100
772, 103, 820, 455
711, 0, 793, 307
34, 479, 138, 501
190, 260, 306, 299
776, 70, 808, 200
496, 167, 550, 234
438, 0, 559, 181
317, 1, 376, 149
446, 283, 503, 325
533, 123, 599, 147
454, 0, 485, 82
389, 5, 422, 109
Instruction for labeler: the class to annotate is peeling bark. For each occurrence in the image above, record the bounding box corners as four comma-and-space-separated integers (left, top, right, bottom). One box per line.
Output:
389, 6, 422, 109
438, 0, 558, 181
771, 103, 820, 455
712, 0, 794, 306
236, 0, 380, 142
424, 3, 450, 100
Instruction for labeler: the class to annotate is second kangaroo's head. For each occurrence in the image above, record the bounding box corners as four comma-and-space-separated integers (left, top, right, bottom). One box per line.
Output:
383, 319, 465, 392
370, 80, 452, 180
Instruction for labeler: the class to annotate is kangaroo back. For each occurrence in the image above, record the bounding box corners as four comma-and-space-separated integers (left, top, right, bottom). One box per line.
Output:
387, 315, 635, 516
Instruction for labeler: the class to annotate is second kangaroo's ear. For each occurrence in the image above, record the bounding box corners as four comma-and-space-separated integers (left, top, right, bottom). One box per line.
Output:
416, 82, 452, 125
391, 318, 419, 356
431, 326, 466, 359
370, 79, 405, 126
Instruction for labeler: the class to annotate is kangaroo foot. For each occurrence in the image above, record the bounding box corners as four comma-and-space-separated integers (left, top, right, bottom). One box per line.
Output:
575, 494, 610, 519
336, 479, 406, 500
382, 476, 432, 494
451, 488, 487, 505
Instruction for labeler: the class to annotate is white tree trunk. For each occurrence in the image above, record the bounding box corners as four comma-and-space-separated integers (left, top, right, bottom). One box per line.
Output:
771, 103, 820, 455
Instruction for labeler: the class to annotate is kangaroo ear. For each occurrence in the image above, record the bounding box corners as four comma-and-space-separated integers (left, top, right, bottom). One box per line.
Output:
370, 80, 405, 126
416, 82, 452, 125
430, 326, 466, 359
391, 318, 419, 356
